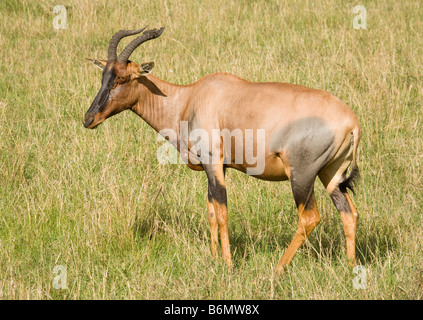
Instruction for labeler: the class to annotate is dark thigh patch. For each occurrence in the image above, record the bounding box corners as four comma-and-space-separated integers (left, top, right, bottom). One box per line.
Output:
271, 117, 335, 186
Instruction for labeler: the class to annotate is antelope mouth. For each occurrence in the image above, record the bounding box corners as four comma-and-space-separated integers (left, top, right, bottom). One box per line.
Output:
83, 114, 104, 129
83, 118, 94, 129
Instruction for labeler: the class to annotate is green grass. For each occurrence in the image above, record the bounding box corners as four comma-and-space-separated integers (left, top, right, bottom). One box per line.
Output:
0, 0, 422, 299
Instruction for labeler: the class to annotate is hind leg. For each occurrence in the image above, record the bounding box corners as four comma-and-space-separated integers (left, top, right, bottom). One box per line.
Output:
319, 161, 359, 266
329, 188, 358, 266
275, 176, 320, 273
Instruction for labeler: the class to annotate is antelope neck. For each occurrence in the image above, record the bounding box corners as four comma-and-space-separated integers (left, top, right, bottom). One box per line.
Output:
131, 74, 191, 142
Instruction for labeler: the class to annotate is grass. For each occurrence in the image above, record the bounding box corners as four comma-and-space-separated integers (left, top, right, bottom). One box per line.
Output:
0, 0, 422, 299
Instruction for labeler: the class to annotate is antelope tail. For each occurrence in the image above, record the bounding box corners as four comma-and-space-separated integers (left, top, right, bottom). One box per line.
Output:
339, 128, 361, 194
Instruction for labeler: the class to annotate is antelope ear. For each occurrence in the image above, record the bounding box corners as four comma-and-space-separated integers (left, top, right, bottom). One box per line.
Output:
86, 59, 107, 70
139, 62, 154, 76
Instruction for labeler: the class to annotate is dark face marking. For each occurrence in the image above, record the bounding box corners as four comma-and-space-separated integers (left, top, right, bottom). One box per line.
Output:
95, 68, 116, 111
83, 66, 116, 128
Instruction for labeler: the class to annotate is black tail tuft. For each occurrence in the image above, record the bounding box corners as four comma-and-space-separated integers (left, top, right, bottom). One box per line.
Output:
339, 166, 360, 194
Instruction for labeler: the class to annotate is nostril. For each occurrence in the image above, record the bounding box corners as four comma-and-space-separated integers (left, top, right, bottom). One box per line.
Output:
83, 116, 94, 128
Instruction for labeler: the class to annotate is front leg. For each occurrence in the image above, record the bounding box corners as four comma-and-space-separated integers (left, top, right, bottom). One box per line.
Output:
207, 199, 219, 258
204, 164, 232, 269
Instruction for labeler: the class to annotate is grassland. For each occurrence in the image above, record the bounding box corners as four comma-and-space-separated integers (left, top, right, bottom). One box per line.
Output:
0, 0, 422, 299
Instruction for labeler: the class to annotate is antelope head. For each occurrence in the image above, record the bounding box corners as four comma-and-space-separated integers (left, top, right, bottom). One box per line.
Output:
83, 26, 165, 129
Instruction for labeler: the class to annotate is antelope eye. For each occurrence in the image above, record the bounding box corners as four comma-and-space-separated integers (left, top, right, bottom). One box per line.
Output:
115, 76, 127, 84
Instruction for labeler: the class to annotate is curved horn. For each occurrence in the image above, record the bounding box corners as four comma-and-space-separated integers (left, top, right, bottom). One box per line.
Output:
107, 26, 148, 61
117, 27, 165, 63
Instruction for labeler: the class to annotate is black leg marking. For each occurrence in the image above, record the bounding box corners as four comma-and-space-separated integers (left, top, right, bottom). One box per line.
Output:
207, 179, 227, 204
330, 188, 352, 214
204, 165, 227, 205
290, 171, 316, 210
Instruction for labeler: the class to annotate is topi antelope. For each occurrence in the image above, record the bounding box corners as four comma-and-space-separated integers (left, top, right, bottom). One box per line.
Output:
84, 26, 361, 272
